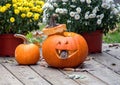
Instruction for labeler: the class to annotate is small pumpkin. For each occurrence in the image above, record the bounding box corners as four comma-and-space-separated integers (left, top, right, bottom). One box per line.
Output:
42, 14, 66, 36
14, 34, 40, 65
42, 32, 88, 68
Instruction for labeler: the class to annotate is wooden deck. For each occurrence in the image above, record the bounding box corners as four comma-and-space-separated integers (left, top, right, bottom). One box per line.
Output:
0, 43, 120, 85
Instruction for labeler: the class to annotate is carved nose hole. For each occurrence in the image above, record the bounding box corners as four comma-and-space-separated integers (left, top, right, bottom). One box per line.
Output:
65, 41, 68, 44
58, 41, 61, 45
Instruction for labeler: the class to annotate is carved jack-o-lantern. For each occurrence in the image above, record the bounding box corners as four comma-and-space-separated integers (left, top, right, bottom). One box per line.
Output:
42, 32, 88, 68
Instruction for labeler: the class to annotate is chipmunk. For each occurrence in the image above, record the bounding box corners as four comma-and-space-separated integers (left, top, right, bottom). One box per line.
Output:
60, 50, 68, 59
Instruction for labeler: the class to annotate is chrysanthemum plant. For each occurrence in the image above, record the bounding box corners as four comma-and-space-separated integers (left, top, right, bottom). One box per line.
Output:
43, 0, 120, 34
0, 0, 44, 34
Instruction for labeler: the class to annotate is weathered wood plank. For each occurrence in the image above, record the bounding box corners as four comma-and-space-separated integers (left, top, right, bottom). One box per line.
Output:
102, 43, 120, 59
106, 48, 120, 59
31, 61, 79, 85
0, 64, 23, 85
62, 70, 108, 85
84, 58, 120, 85
90, 52, 120, 74
1, 58, 51, 85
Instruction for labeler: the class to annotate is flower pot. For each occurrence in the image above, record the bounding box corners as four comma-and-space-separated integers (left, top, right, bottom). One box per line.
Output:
0, 34, 23, 57
82, 30, 103, 54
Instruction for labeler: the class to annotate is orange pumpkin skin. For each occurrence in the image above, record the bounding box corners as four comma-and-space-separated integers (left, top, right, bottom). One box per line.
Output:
42, 24, 66, 36
15, 44, 40, 65
42, 32, 88, 68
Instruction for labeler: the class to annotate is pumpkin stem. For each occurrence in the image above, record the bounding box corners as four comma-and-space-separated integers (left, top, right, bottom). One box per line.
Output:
46, 14, 59, 28
14, 34, 28, 44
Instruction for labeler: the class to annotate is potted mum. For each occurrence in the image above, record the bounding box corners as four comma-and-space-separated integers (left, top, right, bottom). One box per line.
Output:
42, 0, 120, 53
0, 0, 44, 56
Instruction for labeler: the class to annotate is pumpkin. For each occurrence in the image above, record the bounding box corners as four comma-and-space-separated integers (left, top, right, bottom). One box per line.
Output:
42, 14, 66, 36
42, 32, 88, 68
14, 34, 40, 65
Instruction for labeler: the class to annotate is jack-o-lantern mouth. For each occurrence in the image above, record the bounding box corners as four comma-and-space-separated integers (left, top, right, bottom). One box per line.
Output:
56, 49, 77, 59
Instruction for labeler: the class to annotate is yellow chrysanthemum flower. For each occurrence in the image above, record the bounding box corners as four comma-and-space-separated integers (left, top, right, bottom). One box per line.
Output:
21, 13, 26, 18
12, 0, 17, 4
10, 17, 15, 23
36, 1, 44, 6
28, 3, 34, 7
37, 8, 43, 13
6, 4, 11, 9
18, 0, 22, 2
0, 0, 45, 34
25, 7, 30, 12
31, 7, 38, 12
20, 7, 26, 12
13, 4, 17, 8
18, 7, 22, 11
23, 2, 29, 7
33, 13, 40, 20
27, 12, 33, 18
14, 9, 20, 15
39, 1, 44, 6
0, 6, 7, 13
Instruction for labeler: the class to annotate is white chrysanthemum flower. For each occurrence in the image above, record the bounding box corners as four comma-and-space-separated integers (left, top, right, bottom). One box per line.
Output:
74, 14, 80, 20
50, 0, 57, 2
70, 5, 76, 8
62, 0, 68, 2
59, 9, 64, 14
85, 15, 89, 19
110, 16, 113, 18
55, 8, 60, 13
112, 8, 119, 14
102, 0, 114, 4
101, 3, 110, 9
117, 3, 120, 7
96, 15, 100, 18
53, 3, 58, 7
43, 3, 54, 10
67, 20, 72, 23
56, 8, 67, 14
49, 6, 54, 10
89, 13, 96, 18
118, 7, 120, 11
85, 22, 88, 25
62, 2, 67, 5
111, 4, 116, 9
92, 9, 97, 14
86, 0, 91, 4
70, 12, 76, 17
100, 14, 104, 19
97, 19, 102, 25
76, 7, 81, 13
63, 9, 68, 14
86, 11, 90, 15
72, 0, 76, 2
85, 11, 90, 19
92, 7, 99, 14
80, 0, 85, 3
42, 3, 50, 9
106, 0, 114, 4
